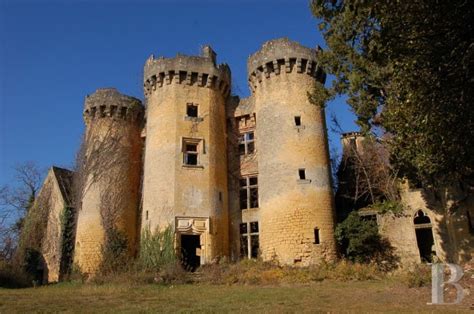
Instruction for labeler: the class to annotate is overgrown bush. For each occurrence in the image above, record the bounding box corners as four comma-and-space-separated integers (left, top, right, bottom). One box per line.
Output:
196, 259, 384, 285
398, 263, 432, 288
139, 225, 175, 271
99, 228, 130, 275
335, 212, 399, 269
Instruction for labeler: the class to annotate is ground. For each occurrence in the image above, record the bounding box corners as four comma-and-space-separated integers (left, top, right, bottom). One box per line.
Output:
0, 280, 472, 313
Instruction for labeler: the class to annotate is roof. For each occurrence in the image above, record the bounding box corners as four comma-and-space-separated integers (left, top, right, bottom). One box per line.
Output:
51, 166, 75, 207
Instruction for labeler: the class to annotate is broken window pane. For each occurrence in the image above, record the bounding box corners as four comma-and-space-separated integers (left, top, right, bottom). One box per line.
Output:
240, 235, 248, 258
239, 223, 248, 234
247, 142, 255, 154
250, 187, 258, 208
239, 189, 248, 210
249, 177, 258, 186
250, 235, 259, 258
250, 221, 259, 233
238, 143, 245, 155
186, 103, 198, 117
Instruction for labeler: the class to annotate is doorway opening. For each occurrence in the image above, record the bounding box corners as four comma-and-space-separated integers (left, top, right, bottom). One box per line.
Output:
414, 210, 435, 263
180, 234, 201, 271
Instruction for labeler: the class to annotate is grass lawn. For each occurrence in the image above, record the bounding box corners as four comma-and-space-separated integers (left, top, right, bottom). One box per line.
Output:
0, 280, 472, 313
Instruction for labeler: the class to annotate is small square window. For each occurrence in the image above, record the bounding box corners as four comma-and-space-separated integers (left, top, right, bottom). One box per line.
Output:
299, 169, 306, 180
295, 116, 301, 126
186, 103, 198, 118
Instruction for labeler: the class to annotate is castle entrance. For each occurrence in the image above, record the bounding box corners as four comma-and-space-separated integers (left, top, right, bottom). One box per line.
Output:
180, 234, 201, 271
414, 210, 435, 262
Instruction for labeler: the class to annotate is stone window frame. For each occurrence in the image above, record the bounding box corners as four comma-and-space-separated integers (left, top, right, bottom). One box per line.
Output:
184, 103, 203, 122
239, 221, 259, 259
181, 137, 204, 168
238, 131, 255, 156
239, 175, 259, 210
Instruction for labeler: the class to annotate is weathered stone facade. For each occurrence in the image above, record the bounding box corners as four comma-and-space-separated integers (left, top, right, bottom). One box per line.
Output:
34, 38, 473, 279
340, 132, 474, 265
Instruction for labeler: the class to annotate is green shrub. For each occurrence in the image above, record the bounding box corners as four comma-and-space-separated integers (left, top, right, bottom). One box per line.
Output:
399, 264, 431, 287
139, 225, 176, 271
335, 212, 399, 269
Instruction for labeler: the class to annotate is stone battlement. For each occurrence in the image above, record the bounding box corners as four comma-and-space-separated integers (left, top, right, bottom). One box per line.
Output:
247, 38, 325, 91
143, 46, 231, 98
83, 88, 143, 123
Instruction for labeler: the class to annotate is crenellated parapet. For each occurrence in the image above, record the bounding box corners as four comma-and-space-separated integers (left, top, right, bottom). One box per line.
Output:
83, 88, 144, 124
247, 38, 326, 92
143, 46, 231, 98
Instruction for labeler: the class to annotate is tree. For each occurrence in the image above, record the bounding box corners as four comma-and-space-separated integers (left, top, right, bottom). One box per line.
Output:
0, 162, 43, 261
310, 0, 474, 191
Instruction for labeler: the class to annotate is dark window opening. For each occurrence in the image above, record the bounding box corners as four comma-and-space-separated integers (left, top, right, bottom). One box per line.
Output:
295, 116, 301, 126
240, 235, 248, 258
145, 211, 148, 220
250, 221, 259, 233
467, 211, 473, 234
239, 223, 248, 234
184, 143, 198, 166
120, 107, 127, 119
240, 222, 260, 259
239, 176, 259, 210
100, 105, 106, 117
299, 169, 306, 180
414, 210, 431, 225
314, 228, 320, 244
186, 103, 198, 118
250, 235, 259, 258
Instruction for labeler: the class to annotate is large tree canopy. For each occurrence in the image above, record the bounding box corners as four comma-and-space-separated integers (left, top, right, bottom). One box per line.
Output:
311, 0, 473, 188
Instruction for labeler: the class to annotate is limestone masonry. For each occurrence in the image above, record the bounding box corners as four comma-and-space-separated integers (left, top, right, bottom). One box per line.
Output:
33, 38, 472, 280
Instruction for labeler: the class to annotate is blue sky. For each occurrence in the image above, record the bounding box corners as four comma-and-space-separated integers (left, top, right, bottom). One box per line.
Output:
0, 0, 357, 187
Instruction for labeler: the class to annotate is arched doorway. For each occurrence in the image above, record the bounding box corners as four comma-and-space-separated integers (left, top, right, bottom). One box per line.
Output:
414, 210, 436, 262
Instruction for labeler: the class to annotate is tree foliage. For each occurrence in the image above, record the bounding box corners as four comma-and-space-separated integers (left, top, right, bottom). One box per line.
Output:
311, 0, 474, 188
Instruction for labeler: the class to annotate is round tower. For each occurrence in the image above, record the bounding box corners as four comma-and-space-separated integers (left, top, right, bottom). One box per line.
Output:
248, 38, 337, 265
74, 88, 144, 275
142, 46, 230, 268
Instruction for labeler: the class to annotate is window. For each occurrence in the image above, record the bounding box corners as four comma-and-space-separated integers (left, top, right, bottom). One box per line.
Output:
183, 140, 201, 166
314, 228, 320, 244
295, 116, 301, 126
239, 176, 258, 210
238, 132, 255, 155
298, 169, 306, 180
240, 221, 259, 258
186, 103, 198, 118
145, 211, 148, 220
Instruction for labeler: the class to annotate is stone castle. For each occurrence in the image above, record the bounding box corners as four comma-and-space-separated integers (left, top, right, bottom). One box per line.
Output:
32, 38, 473, 282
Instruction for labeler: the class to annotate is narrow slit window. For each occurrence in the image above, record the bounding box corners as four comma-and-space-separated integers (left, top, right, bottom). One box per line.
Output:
295, 116, 301, 126
145, 211, 149, 220
299, 169, 306, 180
186, 103, 198, 118
314, 228, 320, 244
